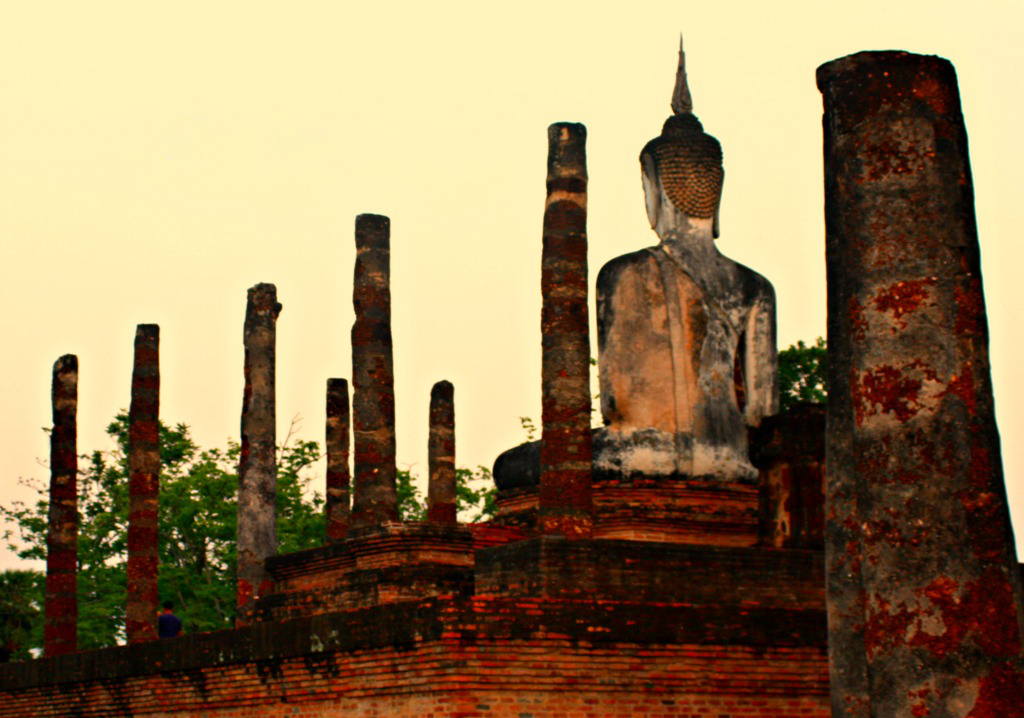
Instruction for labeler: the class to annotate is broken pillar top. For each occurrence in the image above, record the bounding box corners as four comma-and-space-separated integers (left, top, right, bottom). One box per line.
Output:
54, 354, 77, 374
246, 283, 282, 318
816, 51, 962, 134
546, 123, 588, 199
355, 214, 390, 249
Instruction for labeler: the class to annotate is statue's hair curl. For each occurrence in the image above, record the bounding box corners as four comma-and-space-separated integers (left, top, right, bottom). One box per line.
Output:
640, 114, 723, 219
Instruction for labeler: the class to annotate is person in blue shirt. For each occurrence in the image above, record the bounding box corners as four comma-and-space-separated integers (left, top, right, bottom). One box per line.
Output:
158, 601, 182, 639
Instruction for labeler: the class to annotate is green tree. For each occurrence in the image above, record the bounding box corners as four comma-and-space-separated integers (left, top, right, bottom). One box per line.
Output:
396, 468, 427, 522
455, 466, 497, 523
0, 569, 42, 662
778, 337, 827, 412
2, 414, 497, 658
396, 466, 497, 523
1, 413, 324, 651
518, 416, 538, 444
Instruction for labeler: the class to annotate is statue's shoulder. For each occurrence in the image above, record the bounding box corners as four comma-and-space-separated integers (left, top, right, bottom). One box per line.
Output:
727, 258, 776, 305
597, 246, 660, 293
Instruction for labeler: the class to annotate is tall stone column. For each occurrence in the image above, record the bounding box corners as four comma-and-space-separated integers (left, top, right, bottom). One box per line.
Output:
237, 283, 281, 613
126, 324, 160, 643
350, 214, 398, 528
45, 354, 78, 657
819, 51, 1024, 717
325, 378, 351, 542
539, 122, 593, 539
427, 380, 456, 525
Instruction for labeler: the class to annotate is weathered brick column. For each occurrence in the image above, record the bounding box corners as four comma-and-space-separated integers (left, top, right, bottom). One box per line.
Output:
325, 378, 351, 542
350, 214, 398, 528
45, 354, 78, 657
819, 51, 1024, 717
427, 380, 456, 525
750, 404, 825, 550
237, 283, 281, 613
539, 122, 593, 539
126, 324, 160, 643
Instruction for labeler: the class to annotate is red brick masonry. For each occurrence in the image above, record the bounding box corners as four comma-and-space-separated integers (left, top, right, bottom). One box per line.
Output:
0, 539, 829, 717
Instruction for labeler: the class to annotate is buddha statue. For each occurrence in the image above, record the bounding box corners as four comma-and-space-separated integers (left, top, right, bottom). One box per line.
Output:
594, 39, 778, 482
493, 40, 777, 496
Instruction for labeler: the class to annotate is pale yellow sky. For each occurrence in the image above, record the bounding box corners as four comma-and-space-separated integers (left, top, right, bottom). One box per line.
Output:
2, 0, 1022, 567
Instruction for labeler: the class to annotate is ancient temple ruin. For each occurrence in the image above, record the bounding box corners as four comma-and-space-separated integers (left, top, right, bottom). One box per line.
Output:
1, 44, 1022, 718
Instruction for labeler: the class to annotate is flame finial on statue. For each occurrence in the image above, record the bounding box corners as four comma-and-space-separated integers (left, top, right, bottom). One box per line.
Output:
642, 34, 722, 223
670, 34, 693, 115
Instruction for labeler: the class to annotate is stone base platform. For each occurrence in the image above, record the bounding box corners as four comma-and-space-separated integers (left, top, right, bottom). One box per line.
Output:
247, 522, 479, 622
0, 538, 829, 718
494, 479, 758, 545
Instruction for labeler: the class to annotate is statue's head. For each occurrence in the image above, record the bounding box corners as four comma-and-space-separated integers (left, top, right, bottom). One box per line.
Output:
641, 37, 724, 238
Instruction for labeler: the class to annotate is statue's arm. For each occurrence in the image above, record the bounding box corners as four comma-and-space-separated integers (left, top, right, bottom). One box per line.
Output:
596, 262, 614, 424
743, 283, 779, 426
596, 254, 630, 426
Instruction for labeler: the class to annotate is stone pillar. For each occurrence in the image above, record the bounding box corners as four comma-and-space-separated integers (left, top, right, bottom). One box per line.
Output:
350, 214, 398, 528
539, 122, 593, 539
45, 354, 78, 657
237, 283, 281, 613
325, 378, 351, 542
427, 380, 456, 525
126, 324, 160, 643
819, 51, 1024, 717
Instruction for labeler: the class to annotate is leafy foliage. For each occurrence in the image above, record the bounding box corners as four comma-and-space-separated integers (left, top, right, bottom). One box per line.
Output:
455, 466, 497, 523
396, 465, 497, 524
0, 569, 42, 662
778, 337, 827, 412
396, 468, 427, 522
518, 416, 538, 444
1, 414, 496, 658
1, 414, 324, 651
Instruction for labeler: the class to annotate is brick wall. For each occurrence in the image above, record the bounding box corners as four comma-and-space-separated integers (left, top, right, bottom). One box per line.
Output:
495, 480, 759, 545
750, 405, 826, 549
248, 523, 476, 621
0, 597, 827, 717
2, 500, 829, 717
475, 537, 825, 609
